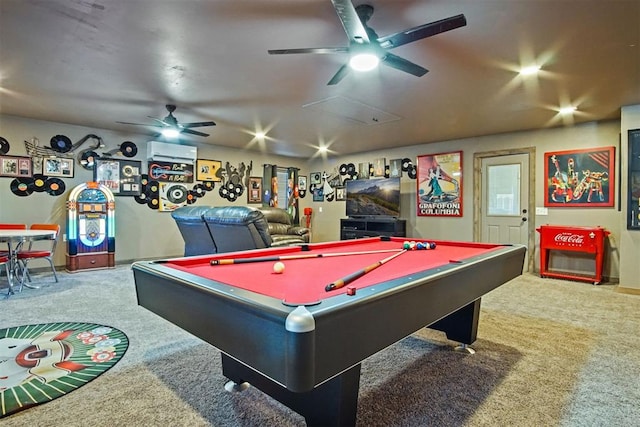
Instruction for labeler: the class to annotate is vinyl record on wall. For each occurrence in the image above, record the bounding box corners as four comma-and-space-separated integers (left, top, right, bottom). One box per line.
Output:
10, 178, 34, 197
120, 141, 138, 158
0, 136, 10, 154
202, 181, 215, 191
186, 191, 198, 204
147, 197, 159, 210
80, 150, 98, 169
134, 192, 148, 204
32, 174, 47, 192
145, 180, 159, 196
140, 174, 149, 187
50, 134, 73, 153
165, 184, 188, 204
45, 177, 66, 196
192, 183, 205, 197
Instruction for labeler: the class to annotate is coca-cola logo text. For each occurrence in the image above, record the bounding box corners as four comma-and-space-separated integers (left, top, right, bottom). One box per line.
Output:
553, 232, 585, 245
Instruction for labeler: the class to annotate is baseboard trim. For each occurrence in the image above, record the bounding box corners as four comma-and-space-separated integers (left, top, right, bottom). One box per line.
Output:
615, 286, 640, 296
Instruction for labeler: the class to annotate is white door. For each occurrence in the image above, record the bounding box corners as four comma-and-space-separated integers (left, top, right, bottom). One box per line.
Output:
481, 154, 530, 269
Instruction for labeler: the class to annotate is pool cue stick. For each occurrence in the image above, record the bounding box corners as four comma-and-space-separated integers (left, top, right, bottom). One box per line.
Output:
325, 249, 408, 292
210, 248, 403, 266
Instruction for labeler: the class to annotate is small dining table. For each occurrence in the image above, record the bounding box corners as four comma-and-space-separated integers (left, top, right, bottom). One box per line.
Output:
0, 229, 56, 297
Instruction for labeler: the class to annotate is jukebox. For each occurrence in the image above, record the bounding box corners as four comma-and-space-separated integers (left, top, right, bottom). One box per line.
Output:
66, 181, 116, 272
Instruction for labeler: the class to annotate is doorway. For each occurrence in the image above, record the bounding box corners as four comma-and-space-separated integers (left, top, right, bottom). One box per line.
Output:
473, 148, 536, 272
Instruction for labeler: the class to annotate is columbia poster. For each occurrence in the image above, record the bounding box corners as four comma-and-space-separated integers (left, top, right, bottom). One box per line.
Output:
417, 151, 462, 217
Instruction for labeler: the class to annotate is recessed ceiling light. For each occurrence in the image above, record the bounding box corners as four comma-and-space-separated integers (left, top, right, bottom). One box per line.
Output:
519, 65, 541, 76
255, 131, 266, 140
559, 106, 577, 115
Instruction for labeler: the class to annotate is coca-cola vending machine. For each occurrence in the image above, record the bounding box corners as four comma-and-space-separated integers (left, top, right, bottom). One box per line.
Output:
536, 225, 610, 284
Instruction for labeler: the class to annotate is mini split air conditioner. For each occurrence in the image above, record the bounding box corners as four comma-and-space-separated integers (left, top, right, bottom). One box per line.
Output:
146, 141, 197, 163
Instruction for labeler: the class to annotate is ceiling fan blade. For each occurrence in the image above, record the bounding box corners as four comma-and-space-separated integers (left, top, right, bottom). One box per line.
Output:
147, 116, 172, 126
181, 129, 210, 137
331, 0, 370, 43
382, 53, 429, 77
377, 14, 467, 49
182, 121, 216, 128
116, 121, 148, 126
268, 47, 349, 55
327, 63, 351, 85
116, 121, 163, 128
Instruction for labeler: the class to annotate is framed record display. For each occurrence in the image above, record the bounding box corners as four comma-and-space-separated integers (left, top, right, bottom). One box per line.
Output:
1, 155, 32, 178
43, 157, 74, 178
196, 159, 222, 181
248, 177, 263, 204
94, 158, 142, 196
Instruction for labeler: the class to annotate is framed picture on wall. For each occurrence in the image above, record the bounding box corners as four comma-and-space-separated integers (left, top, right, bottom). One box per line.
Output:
43, 157, 74, 178
544, 146, 615, 207
389, 159, 403, 178
248, 176, 263, 204
196, 159, 222, 181
416, 151, 463, 217
627, 129, 640, 229
0, 155, 32, 178
335, 186, 346, 201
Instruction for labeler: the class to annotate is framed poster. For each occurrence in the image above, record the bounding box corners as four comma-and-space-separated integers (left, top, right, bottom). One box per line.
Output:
544, 146, 615, 207
196, 159, 222, 181
628, 129, 640, 229
148, 160, 194, 183
94, 158, 142, 196
298, 175, 307, 191
335, 186, 346, 201
417, 151, 462, 217
248, 176, 263, 204
310, 171, 322, 185
1, 155, 32, 178
43, 157, 74, 178
389, 158, 403, 178
372, 158, 386, 177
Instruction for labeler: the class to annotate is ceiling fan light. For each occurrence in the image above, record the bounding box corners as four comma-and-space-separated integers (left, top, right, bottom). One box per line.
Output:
161, 128, 180, 138
349, 53, 379, 72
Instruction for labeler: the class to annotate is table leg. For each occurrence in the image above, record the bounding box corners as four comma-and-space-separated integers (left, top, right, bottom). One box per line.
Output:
429, 299, 481, 345
221, 353, 361, 426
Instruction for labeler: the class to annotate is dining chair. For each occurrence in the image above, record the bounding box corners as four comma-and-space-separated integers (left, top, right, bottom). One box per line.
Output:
0, 223, 27, 254
0, 254, 11, 296
16, 223, 60, 286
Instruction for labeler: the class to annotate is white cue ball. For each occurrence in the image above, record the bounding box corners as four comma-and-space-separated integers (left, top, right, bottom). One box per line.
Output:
273, 261, 285, 274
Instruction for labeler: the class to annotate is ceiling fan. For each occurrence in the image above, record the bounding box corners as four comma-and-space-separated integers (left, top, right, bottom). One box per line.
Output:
117, 104, 216, 137
268, 0, 467, 85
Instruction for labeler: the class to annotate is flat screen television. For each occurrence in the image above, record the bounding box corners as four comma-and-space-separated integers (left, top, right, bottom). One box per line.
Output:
345, 177, 401, 218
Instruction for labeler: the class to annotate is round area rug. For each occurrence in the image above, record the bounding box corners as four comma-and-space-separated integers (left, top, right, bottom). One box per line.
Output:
0, 322, 128, 418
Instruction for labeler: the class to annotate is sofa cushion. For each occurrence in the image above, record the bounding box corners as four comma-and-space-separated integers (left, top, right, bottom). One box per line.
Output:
203, 206, 273, 252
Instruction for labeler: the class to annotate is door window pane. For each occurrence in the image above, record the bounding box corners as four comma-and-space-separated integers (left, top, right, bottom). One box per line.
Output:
487, 164, 520, 216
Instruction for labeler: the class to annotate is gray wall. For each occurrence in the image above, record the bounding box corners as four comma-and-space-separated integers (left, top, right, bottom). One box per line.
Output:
3, 109, 640, 291
308, 116, 640, 289
0, 115, 310, 265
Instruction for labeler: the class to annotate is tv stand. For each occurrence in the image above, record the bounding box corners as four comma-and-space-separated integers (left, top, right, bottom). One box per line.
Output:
340, 217, 406, 240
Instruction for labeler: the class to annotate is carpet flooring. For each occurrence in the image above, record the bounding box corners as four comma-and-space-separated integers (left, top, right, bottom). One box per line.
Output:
0, 266, 638, 426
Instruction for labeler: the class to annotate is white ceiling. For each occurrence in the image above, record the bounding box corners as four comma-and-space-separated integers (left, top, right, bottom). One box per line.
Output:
1, 0, 639, 159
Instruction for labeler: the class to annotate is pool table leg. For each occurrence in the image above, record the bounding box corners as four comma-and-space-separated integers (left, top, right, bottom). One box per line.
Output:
221, 353, 360, 426
429, 299, 481, 345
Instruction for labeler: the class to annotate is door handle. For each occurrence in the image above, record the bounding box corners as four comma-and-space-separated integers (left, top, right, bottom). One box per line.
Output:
522, 217, 528, 222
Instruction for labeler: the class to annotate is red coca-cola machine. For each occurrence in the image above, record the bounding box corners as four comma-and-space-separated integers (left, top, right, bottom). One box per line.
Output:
536, 225, 610, 284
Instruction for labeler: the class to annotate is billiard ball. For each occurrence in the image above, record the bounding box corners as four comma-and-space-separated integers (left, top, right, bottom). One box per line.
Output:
430, 242, 437, 249
403, 241, 410, 249
416, 242, 425, 250
273, 261, 285, 274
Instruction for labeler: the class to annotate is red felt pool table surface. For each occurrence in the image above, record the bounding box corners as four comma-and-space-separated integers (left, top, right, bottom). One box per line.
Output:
165, 237, 502, 305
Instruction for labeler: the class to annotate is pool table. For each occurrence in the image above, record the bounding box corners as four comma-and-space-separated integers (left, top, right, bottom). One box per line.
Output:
132, 236, 526, 426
